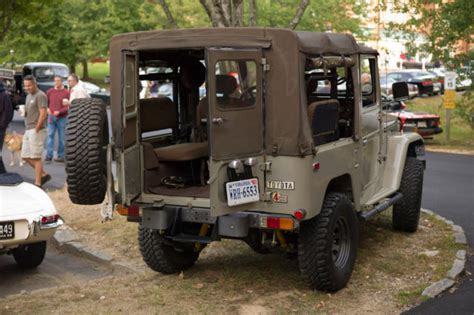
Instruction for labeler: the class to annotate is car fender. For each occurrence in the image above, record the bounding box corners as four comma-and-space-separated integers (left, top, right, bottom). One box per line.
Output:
384, 132, 424, 192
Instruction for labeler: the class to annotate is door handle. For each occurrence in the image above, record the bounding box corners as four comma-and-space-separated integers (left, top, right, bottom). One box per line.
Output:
212, 117, 226, 125
362, 138, 368, 145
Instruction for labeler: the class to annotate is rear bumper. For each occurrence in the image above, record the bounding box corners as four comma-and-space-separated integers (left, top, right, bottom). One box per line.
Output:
418, 127, 443, 138
141, 206, 299, 238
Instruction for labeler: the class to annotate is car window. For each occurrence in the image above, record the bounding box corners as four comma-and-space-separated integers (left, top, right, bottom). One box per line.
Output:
360, 56, 377, 107
215, 60, 257, 108
33, 66, 69, 82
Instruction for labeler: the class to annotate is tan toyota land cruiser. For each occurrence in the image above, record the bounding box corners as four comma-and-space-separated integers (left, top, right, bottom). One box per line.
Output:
65, 28, 425, 292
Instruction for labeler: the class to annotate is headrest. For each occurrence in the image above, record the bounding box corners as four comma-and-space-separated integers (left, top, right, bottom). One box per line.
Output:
180, 60, 206, 89
216, 75, 237, 96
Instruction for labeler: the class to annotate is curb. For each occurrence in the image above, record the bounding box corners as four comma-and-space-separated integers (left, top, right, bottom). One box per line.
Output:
51, 225, 139, 274
420, 208, 468, 299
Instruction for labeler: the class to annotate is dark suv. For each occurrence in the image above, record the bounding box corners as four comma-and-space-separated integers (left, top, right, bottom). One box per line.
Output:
387, 70, 434, 96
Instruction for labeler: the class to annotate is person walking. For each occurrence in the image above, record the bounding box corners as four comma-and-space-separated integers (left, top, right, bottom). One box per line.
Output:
45, 75, 69, 163
21, 75, 51, 187
0, 81, 14, 174
67, 73, 90, 101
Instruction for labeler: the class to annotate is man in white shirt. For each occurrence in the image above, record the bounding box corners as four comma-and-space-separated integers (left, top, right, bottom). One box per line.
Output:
67, 73, 90, 101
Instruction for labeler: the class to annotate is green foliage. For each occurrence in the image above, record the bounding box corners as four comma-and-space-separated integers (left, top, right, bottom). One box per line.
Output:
455, 90, 474, 129
1, 0, 367, 70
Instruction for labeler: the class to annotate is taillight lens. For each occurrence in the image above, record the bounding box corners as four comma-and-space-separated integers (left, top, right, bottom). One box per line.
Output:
41, 214, 59, 224
422, 80, 432, 86
259, 217, 295, 230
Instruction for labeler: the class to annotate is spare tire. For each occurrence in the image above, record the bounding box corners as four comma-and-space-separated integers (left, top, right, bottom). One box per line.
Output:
65, 98, 108, 205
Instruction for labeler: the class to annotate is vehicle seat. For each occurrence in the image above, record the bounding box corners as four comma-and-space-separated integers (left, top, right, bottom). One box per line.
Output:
307, 99, 340, 146
215, 74, 245, 107
306, 77, 319, 102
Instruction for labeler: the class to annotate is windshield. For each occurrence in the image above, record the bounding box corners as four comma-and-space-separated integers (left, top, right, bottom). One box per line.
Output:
33, 66, 69, 82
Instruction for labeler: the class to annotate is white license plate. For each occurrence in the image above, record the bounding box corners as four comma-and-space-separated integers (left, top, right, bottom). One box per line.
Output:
226, 178, 260, 207
417, 121, 427, 128
0, 221, 14, 240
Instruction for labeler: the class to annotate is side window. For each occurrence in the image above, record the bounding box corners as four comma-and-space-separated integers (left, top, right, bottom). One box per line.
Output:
215, 60, 257, 108
124, 54, 137, 114
360, 56, 377, 107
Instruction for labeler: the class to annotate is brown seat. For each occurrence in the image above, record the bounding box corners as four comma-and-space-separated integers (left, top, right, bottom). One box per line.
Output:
140, 97, 177, 132
154, 142, 208, 162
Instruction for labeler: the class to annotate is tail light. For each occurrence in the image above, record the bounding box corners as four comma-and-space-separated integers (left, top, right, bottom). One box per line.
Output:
41, 214, 60, 224
116, 204, 140, 217
259, 216, 295, 230
422, 80, 432, 86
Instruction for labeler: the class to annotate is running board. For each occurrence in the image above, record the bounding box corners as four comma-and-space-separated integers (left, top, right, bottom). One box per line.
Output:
359, 192, 403, 220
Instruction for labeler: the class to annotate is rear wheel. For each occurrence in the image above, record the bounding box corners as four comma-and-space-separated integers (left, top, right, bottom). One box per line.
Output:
138, 226, 199, 274
298, 192, 358, 292
393, 157, 424, 232
65, 98, 108, 205
13, 241, 47, 269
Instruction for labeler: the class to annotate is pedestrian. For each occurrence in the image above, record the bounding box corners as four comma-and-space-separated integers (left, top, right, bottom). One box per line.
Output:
0, 81, 14, 174
21, 75, 51, 187
67, 73, 90, 101
45, 75, 69, 163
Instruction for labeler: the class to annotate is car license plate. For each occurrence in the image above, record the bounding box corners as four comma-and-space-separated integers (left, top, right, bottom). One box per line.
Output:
0, 221, 14, 240
226, 178, 260, 207
417, 121, 427, 128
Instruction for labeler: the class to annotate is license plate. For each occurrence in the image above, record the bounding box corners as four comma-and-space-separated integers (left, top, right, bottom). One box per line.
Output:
417, 121, 427, 128
226, 178, 260, 207
0, 221, 14, 240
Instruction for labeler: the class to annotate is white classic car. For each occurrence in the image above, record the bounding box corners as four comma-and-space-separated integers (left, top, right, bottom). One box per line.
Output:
0, 173, 63, 268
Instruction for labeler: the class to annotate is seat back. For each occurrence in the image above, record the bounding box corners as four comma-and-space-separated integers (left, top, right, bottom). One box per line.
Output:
307, 99, 340, 146
140, 97, 177, 132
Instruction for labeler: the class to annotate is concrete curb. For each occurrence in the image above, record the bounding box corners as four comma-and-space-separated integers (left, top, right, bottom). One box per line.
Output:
420, 208, 468, 299
51, 225, 138, 274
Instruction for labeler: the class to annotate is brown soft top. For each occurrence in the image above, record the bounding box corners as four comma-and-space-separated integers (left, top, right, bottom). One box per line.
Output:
110, 27, 377, 56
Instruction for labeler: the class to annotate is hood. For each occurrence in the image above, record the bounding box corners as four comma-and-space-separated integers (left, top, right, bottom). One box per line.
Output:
0, 182, 57, 218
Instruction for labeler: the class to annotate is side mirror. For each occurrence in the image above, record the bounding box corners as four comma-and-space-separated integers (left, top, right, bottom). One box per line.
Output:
392, 82, 409, 101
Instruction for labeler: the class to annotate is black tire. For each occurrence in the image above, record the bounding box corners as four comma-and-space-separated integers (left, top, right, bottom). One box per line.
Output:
65, 98, 108, 205
393, 157, 424, 232
13, 241, 47, 269
298, 192, 358, 292
138, 226, 199, 274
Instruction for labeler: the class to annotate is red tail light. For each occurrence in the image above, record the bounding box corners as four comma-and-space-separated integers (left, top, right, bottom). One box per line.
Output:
422, 80, 432, 86
41, 214, 59, 224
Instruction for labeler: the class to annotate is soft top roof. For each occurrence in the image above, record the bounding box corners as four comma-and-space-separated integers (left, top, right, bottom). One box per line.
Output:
110, 27, 377, 56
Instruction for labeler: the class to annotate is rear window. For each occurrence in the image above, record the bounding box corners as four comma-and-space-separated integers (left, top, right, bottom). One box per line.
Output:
214, 60, 257, 108
33, 66, 69, 82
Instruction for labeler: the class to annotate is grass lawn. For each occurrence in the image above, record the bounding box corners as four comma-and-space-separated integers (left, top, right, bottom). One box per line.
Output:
76, 62, 109, 89
405, 93, 474, 152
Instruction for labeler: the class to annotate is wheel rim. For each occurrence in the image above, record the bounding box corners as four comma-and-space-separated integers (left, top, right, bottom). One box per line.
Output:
332, 216, 351, 269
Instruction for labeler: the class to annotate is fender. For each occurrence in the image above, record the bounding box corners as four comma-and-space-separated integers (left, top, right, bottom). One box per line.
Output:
382, 132, 424, 193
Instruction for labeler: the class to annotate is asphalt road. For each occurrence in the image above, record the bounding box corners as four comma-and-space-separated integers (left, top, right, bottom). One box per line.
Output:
407, 151, 474, 314
0, 243, 112, 298
1, 116, 473, 311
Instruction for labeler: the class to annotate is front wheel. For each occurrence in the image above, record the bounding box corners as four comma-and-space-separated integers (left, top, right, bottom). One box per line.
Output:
393, 157, 424, 232
298, 192, 358, 292
138, 226, 199, 274
13, 241, 47, 269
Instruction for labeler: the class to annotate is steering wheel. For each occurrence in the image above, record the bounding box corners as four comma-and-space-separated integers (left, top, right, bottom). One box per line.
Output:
239, 85, 257, 105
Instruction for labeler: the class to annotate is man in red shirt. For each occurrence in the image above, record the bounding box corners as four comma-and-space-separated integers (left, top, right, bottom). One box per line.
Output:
45, 75, 69, 163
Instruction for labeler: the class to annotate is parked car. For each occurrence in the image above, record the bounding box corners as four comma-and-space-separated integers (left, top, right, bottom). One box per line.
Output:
81, 81, 110, 105
427, 68, 445, 94
382, 96, 442, 139
456, 67, 472, 91
387, 69, 435, 96
380, 75, 418, 99
0, 173, 63, 268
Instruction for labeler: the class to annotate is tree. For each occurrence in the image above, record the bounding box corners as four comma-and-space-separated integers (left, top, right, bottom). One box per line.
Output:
387, 0, 474, 62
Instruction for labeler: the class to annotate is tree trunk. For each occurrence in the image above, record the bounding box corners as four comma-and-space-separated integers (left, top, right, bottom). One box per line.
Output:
220, 0, 232, 26
248, 0, 257, 26
81, 60, 89, 80
199, 0, 217, 26
157, 0, 178, 29
199, 0, 229, 27
69, 63, 76, 75
232, 0, 244, 27
288, 0, 310, 30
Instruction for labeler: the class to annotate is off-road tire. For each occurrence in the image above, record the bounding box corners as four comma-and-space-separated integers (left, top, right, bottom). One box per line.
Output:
13, 241, 47, 269
65, 98, 108, 205
298, 192, 358, 292
138, 226, 199, 274
393, 157, 424, 232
